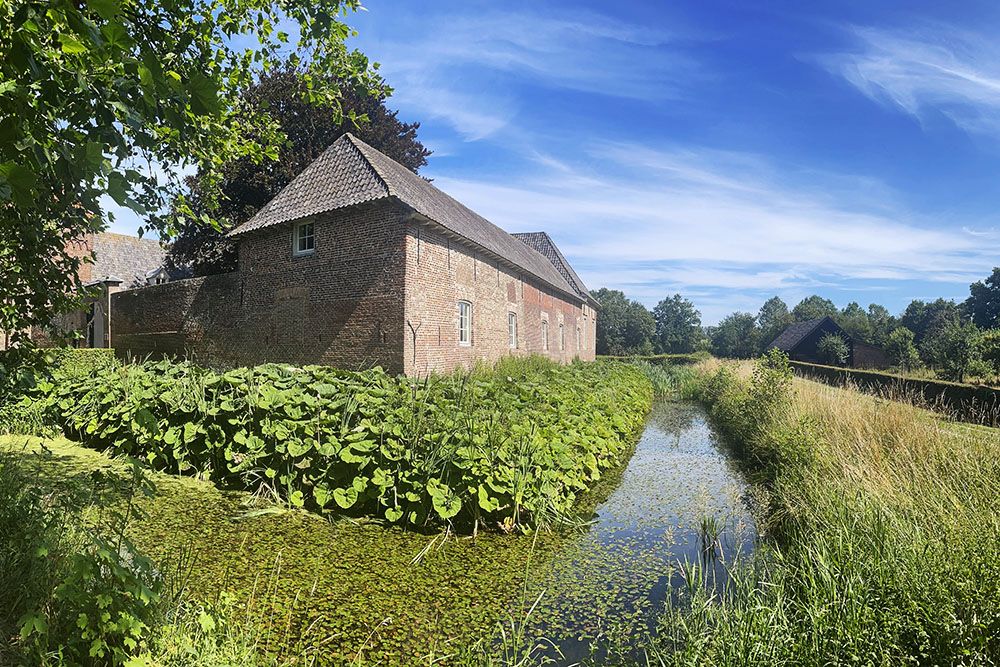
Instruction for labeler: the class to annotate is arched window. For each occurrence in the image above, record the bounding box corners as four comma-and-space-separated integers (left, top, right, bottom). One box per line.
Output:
559, 323, 564, 351
458, 301, 472, 346
541, 319, 549, 351
508, 312, 518, 349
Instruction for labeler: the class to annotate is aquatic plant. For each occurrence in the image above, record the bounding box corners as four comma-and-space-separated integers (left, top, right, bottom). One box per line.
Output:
24, 356, 652, 531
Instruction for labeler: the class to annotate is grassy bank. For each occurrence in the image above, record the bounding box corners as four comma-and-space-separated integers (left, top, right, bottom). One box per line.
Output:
639, 352, 1000, 664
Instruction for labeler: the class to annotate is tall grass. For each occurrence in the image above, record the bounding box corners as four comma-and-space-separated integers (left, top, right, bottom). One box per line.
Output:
638, 351, 1000, 665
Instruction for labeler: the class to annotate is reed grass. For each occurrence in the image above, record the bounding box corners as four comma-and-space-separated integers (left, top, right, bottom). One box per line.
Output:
637, 353, 1000, 665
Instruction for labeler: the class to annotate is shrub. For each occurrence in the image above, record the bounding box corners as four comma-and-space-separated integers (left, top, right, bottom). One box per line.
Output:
816, 333, 849, 366
885, 327, 920, 371
31, 358, 652, 531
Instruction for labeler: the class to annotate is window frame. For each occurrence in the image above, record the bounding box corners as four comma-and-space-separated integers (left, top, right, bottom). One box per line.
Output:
458, 300, 473, 347
541, 318, 549, 351
508, 312, 518, 349
293, 220, 316, 257
559, 323, 565, 351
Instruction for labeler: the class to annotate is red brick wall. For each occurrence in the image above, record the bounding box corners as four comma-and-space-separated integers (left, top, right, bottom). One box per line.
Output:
402, 221, 595, 375
111, 199, 597, 375
236, 199, 407, 373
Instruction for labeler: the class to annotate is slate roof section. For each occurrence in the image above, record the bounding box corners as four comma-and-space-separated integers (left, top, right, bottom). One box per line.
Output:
89, 232, 168, 288
228, 133, 582, 301
511, 231, 593, 303
768, 317, 831, 351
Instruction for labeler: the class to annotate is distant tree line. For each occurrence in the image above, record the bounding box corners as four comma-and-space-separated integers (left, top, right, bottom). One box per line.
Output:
594, 267, 1000, 384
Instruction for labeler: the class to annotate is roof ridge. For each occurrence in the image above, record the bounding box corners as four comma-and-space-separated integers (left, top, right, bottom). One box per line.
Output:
341, 133, 393, 198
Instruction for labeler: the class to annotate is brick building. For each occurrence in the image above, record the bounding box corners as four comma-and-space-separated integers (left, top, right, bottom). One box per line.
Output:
112, 133, 598, 375
2, 232, 175, 350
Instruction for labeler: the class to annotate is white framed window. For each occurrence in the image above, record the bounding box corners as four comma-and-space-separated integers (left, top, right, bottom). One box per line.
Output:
541, 319, 549, 351
294, 220, 315, 256
559, 323, 565, 351
458, 301, 472, 346
508, 312, 518, 349
576, 327, 581, 351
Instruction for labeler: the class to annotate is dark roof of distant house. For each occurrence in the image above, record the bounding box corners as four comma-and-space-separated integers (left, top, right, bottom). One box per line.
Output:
511, 231, 593, 303
768, 316, 842, 351
228, 133, 582, 301
88, 232, 167, 288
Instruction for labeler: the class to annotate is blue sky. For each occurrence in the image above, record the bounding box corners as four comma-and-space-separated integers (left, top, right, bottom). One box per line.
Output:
110, 1, 1000, 324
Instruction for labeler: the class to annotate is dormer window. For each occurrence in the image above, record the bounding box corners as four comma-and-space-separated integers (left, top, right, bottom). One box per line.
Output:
294, 220, 315, 256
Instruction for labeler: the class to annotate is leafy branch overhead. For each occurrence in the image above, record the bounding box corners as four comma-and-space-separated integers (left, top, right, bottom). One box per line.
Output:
0, 0, 380, 339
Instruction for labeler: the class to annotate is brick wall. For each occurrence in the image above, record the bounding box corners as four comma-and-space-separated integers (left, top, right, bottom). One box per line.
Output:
112, 273, 242, 364
236, 199, 407, 373
402, 220, 595, 375
111, 199, 597, 375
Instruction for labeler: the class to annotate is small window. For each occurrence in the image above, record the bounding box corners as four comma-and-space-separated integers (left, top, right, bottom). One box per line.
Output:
541, 319, 549, 351
576, 327, 581, 351
458, 301, 472, 346
508, 312, 518, 349
294, 221, 315, 256
559, 323, 565, 351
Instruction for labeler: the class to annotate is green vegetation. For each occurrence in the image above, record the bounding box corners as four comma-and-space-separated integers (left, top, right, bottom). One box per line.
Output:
639, 352, 1000, 664
815, 332, 849, 366
6, 354, 651, 531
0, 0, 380, 341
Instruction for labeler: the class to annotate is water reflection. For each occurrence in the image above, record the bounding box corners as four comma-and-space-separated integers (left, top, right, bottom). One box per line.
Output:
525, 401, 756, 663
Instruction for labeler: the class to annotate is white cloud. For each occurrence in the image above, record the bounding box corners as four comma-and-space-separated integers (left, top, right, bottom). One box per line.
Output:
424, 140, 1000, 321
820, 24, 1000, 137
362, 5, 701, 140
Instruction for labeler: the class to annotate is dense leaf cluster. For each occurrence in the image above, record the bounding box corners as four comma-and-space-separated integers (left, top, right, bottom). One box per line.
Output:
22, 356, 651, 531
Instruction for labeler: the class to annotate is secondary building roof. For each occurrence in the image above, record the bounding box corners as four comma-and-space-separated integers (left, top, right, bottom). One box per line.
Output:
228, 133, 584, 302
88, 232, 168, 288
768, 316, 841, 351
511, 231, 593, 304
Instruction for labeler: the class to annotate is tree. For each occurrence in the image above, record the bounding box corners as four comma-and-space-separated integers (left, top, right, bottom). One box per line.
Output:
710, 312, 760, 359
979, 329, 1000, 375
757, 296, 793, 352
0, 0, 378, 344
816, 332, 850, 366
792, 295, 838, 322
167, 63, 430, 275
838, 302, 872, 343
900, 298, 962, 347
965, 267, 1000, 329
866, 304, 897, 348
885, 328, 920, 371
652, 294, 703, 354
593, 288, 655, 356
929, 322, 984, 383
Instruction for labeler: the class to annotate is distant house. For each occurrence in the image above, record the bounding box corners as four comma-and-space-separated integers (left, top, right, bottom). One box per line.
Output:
110, 133, 598, 375
3, 232, 180, 350
768, 316, 889, 369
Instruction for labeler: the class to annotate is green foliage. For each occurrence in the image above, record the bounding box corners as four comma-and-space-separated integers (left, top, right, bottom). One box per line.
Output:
922, 320, 983, 382
652, 294, 704, 354
592, 288, 656, 356
756, 296, 793, 352
836, 301, 872, 343
791, 295, 838, 322
710, 312, 759, 358
0, 0, 379, 339
26, 358, 651, 531
816, 332, 849, 366
900, 298, 962, 348
965, 266, 1000, 329
0, 452, 163, 666
885, 327, 920, 371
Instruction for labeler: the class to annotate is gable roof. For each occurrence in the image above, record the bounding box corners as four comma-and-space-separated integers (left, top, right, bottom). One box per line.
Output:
228, 133, 581, 301
89, 232, 167, 288
768, 316, 843, 351
511, 231, 593, 303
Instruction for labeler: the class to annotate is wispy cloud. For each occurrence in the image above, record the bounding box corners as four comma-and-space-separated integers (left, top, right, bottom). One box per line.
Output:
429, 141, 998, 321
362, 5, 702, 140
819, 24, 1000, 137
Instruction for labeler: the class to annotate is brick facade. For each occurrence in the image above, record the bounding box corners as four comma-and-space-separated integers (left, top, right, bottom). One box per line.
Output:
112, 199, 597, 375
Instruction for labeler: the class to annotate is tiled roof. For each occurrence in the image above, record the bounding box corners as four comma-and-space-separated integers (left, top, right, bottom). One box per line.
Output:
228, 133, 581, 301
511, 231, 592, 302
768, 317, 830, 351
89, 232, 167, 288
